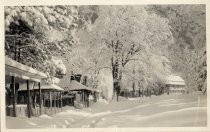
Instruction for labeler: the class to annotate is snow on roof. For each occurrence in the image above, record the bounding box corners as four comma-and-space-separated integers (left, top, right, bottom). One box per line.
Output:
58, 75, 97, 92
58, 74, 99, 92
165, 75, 185, 85
64, 80, 97, 91
18, 83, 64, 91
46, 77, 60, 84
41, 84, 64, 91
5, 56, 47, 82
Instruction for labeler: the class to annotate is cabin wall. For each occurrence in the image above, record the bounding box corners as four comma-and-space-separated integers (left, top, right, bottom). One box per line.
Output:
167, 84, 186, 94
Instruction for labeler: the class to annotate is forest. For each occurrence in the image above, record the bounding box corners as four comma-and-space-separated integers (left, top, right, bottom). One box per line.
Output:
5, 5, 206, 100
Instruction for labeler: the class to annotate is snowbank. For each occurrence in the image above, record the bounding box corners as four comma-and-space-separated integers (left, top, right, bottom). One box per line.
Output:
58, 110, 92, 117
98, 99, 109, 104
128, 97, 139, 101
58, 109, 111, 117
98, 69, 113, 100
92, 111, 111, 117
39, 114, 52, 119
26, 121, 37, 126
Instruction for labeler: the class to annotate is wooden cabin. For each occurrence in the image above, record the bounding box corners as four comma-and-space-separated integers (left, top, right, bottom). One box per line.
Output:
59, 74, 99, 108
165, 75, 186, 94
120, 89, 130, 98
63, 80, 98, 108
5, 56, 47, 118
18, 83, 64, 116
5, 56, 64, 117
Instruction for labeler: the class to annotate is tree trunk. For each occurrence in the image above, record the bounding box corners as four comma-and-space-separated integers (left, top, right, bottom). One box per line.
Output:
112, 61, 122, 101
132, 82, 135, 97
110, 39, 124, 101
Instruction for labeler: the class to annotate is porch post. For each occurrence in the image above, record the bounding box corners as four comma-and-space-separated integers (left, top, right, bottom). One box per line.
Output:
60, 91, 63, 111
83, 91, 85, 107
82, 91, 84, 104
83, 90, 85, 107
49, 91, 52, 114
26, 80, 31, 118
57, 92, 59, 111
53, 91, 56, 113
11, 76, 16, 117
38, 82, 42, 115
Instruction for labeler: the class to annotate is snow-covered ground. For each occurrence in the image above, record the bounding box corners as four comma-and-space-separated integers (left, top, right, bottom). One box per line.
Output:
6, 92, 207, 128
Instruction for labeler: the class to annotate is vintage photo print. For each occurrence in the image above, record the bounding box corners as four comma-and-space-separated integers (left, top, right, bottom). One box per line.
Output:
1, 0, 209, 132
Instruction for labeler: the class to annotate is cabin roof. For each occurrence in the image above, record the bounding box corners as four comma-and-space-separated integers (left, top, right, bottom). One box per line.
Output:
5, 56, 47, 82
58, 75, 97, 92
165, 75, 185, 85
18, 83, 64, 91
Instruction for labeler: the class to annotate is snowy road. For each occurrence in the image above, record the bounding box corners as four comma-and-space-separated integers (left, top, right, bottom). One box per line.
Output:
6, 92, 207, 128
67, 93, 207, 127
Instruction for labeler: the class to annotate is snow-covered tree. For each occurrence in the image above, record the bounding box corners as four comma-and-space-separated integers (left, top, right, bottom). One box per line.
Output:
149, 5, 206, 93
5, 6, 96, 77
66, 6, 173, 100
89, 6, 173, 99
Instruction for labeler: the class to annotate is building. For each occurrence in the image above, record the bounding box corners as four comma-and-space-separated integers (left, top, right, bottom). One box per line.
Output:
5, 56, 47, 117
58, 74, 99, 108
5, 56, 64, 117
18, 79, 64, 116
165, 75, 186, 94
